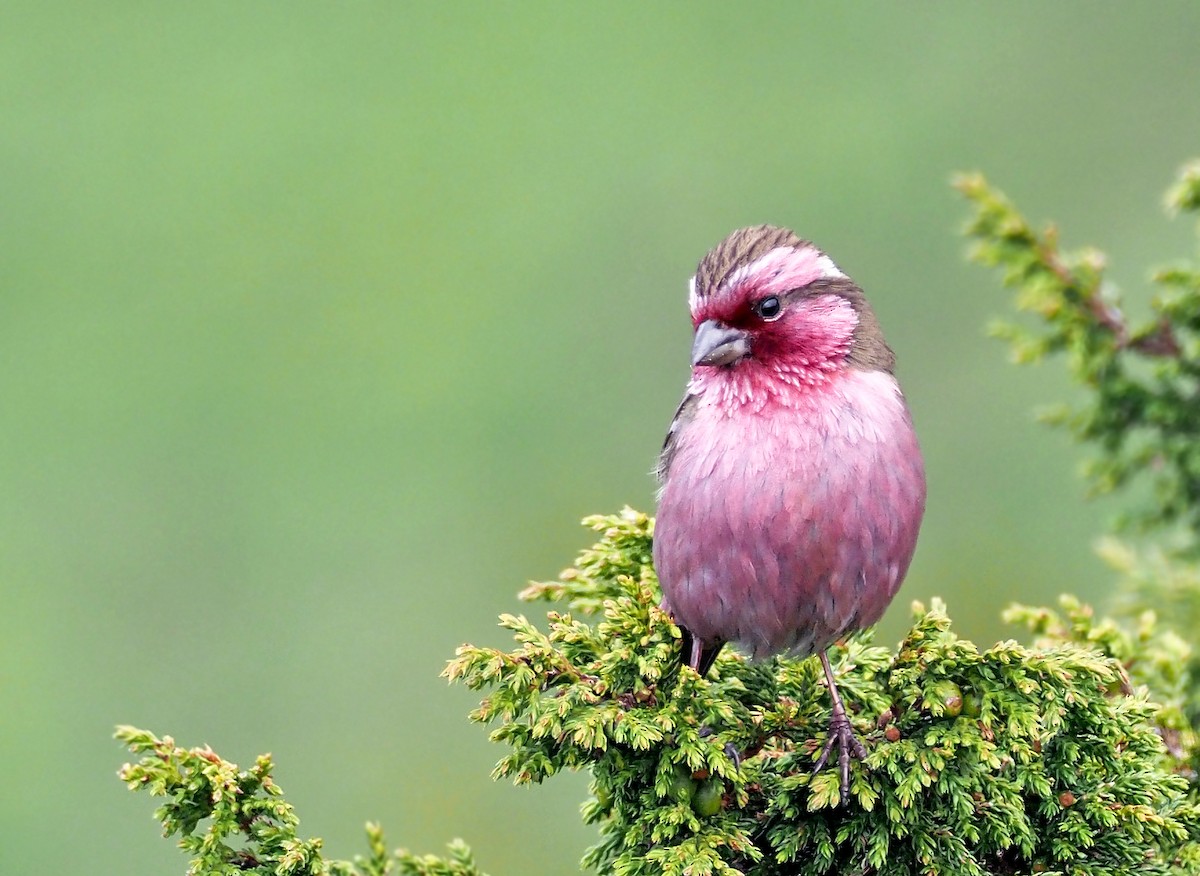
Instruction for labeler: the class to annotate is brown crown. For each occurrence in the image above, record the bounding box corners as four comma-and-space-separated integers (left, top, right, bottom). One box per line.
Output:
694, 225, 809, 297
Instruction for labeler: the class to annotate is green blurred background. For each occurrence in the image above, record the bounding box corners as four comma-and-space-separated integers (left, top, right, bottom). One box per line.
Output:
3, 3, 1199, 872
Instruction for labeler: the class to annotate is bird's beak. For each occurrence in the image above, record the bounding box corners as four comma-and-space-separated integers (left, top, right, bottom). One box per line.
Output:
691, 319, 751, 367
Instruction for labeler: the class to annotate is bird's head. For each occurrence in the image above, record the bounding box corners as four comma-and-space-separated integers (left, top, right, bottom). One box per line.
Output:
687, 225, 894, 382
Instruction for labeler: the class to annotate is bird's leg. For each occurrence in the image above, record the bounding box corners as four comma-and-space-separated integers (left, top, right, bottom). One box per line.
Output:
812, 650, 867, 805
678, 625, 724, 677
678, 628, 739, 766
686, 629, 705, 672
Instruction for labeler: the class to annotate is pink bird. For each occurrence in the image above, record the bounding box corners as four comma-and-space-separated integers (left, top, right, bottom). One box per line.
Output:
653, 225, 926, 800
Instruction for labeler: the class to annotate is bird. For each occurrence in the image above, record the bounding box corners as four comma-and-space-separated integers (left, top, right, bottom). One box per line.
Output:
653, 225, 926, 801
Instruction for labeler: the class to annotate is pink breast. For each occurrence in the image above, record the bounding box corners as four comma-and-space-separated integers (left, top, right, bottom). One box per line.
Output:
654, 369, 925, 659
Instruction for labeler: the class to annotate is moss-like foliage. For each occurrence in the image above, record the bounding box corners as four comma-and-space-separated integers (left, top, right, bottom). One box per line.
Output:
446, 509, 1200, 876
116, 726, 488, 876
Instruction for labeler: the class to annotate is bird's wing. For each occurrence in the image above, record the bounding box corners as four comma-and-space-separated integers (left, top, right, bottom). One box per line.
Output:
655, 389, 700, 484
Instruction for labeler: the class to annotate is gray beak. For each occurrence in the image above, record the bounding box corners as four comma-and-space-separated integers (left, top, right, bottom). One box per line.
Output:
691, 319, 751, 367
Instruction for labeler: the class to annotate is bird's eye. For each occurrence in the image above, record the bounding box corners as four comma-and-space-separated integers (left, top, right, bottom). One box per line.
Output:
755, 296, 782, 321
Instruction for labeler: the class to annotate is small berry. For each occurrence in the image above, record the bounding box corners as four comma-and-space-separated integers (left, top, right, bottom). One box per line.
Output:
692, 777, 724, 816
668, 764, 696, 803
929, 681, 963, 717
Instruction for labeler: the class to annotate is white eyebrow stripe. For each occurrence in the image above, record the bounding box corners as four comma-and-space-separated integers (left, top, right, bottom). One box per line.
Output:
723, 245, 846, 298
813, 254, 846, 279
688, 275, 699, 312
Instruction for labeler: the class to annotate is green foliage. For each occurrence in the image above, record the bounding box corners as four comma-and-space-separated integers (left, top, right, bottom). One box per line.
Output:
115, 726, 486, 876
1098, 541, 1200, 777
957, 159, 1200, 777
1006, 589, 1199, 779
117, 159, 1200, 875
956, 162, 1200, 537
444, 510, 1200, 876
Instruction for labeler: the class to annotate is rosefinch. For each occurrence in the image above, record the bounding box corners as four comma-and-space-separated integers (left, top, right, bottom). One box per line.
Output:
653, 225, 926, 800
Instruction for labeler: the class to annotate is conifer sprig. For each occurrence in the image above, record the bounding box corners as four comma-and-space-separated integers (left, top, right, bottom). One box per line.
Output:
956, 163, 1200, 536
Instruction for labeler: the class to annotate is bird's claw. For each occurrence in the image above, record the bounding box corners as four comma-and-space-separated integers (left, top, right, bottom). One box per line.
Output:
811, 713, 867, 805
698, 726, 743, 770
724, 741, 742, 770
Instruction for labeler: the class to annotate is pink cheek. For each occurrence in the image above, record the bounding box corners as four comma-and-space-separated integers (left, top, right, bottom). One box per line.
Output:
754, 325, 797, 358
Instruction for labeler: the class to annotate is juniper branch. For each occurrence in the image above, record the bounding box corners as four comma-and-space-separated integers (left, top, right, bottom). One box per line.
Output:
956, 162, 1200, 536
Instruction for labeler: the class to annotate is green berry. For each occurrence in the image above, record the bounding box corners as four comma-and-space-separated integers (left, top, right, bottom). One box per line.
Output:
931, 680, 963, 717
668, 764, 696, 802
692, 777, 724, 816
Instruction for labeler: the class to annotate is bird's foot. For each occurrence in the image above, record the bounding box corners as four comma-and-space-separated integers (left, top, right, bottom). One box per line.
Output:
811, 649, 869, 805
811, 711, 867, 805
698, 726, 742, 770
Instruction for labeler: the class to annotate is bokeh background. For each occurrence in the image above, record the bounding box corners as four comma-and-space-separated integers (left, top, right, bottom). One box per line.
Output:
4, 3, 1200, 873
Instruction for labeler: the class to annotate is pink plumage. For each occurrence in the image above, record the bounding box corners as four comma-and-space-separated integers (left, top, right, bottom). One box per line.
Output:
653, 225, 926, 800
